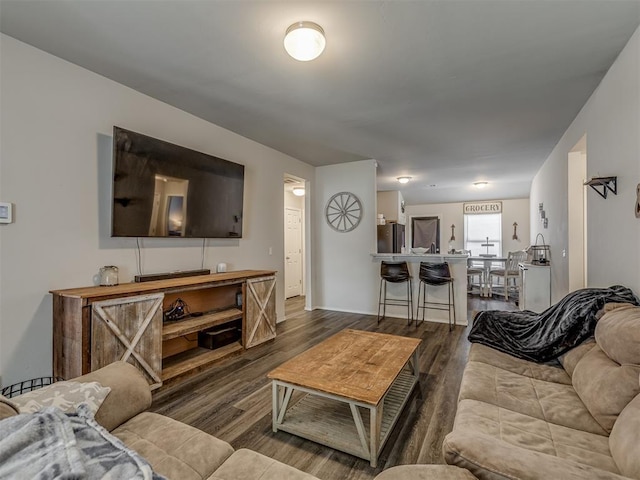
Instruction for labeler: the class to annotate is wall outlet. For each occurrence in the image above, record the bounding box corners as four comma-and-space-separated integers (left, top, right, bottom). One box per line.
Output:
268, 247, 272, 255
562, 249, 566, 258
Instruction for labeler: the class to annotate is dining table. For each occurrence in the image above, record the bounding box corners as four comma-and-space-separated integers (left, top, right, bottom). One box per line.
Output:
468, 255, 508, 297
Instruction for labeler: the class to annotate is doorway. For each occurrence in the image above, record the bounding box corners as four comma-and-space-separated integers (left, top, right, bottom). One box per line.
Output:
568, 135, 588, 291
284, 176, 306, 305
285, 207, 303, 298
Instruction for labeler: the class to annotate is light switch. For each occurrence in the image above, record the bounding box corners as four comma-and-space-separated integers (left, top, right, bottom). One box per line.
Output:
0, 202, 13, 224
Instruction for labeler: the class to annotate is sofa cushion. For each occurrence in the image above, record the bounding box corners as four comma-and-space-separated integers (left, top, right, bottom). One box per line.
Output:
609, 390, 640, 479
595, 304, 640, 365
572, 307, 640, 434
374, 465, 478, 480
113, 412, 233, 480
558, 339, 596, 378
459, 361, 607, 435
468, 343, 572, 384
208, 448, 319, 480
443, 399, 623, 480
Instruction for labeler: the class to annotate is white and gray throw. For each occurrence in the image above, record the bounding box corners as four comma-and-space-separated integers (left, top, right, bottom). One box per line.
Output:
0, 404, 165, 480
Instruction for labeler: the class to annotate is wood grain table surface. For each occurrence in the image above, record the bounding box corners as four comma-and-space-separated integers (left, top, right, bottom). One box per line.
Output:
267, 329, 421, 405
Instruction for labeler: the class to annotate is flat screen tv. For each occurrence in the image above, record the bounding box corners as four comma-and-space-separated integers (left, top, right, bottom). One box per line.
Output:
111, 126, 244, 238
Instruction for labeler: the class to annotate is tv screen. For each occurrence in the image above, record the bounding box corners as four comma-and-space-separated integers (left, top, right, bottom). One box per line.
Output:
111, 126, 244, 238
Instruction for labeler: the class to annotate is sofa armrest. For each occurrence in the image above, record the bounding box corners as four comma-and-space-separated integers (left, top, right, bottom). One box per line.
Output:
74, 361, 152, 431
0, 395, 20, 420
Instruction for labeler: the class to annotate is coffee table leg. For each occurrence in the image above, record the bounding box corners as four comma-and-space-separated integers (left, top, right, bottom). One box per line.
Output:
411, 349, 420, 380
272, 381, 294, 433
349, 403, 370, 459
272, 381, 279, 432
369, 401, 383, 468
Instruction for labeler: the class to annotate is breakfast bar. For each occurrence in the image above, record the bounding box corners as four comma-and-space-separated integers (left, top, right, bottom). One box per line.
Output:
371, 253, 468, 326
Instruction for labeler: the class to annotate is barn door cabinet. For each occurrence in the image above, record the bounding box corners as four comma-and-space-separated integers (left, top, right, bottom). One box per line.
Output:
51, 270, 276, 389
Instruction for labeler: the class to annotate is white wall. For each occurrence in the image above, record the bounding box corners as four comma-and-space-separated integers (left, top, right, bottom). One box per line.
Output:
530, 26, 640, 302
405, 198, 530, 254
0, 34, 314, 386
377, 190, 406, 225
314, 160, 378, 314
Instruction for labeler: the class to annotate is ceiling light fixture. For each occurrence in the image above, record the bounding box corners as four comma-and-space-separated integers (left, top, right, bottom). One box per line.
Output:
284, 21, 326, 61
292, 186, 305, 196
397, 176, 412, 184
473, 181, 488, 189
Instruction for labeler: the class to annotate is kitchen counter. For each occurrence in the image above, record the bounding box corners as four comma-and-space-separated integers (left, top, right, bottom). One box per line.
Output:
371, 253, 468, 325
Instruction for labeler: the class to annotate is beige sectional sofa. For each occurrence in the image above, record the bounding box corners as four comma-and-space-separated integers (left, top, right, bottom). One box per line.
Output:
443, 304, 640, 480
1, 360, 472, 480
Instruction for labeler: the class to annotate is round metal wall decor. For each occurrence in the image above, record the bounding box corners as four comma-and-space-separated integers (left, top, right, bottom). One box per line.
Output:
325, 192, 363, 232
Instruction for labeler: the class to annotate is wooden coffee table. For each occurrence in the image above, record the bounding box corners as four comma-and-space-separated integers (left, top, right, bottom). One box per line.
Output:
267, 329, 421, 467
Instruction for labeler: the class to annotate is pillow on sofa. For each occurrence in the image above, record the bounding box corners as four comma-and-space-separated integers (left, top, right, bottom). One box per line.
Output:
11, 381, 111, 415
572, 306, 640, 433
595, 304, 640, 365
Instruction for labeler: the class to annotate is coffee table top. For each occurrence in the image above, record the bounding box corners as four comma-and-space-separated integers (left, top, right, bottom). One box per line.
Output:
267, 329, 421, 405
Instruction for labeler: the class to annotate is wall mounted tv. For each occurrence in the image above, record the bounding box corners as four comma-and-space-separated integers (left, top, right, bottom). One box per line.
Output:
111, 126, 244, 238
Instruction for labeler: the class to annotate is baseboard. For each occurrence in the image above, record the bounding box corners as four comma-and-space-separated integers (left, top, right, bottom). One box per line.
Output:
313, 306, 469, 326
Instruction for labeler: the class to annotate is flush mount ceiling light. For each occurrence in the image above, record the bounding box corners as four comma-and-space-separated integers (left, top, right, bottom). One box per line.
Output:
292, 186, 305, 196
473, 181, 489, 189
397, 176, 412, 184
284, 21, 326, 61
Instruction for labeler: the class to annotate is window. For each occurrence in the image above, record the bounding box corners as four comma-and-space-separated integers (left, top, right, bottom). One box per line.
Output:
464, 213, 502, 256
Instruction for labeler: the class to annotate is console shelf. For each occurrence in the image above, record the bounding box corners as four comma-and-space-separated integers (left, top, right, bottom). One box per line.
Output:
162, 308, 243, 341
162, 342, 244, 382
51, 270, 276, 389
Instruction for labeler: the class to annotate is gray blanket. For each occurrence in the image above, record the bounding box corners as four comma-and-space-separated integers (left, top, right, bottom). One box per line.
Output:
468, 285, 640, 362
0, 404, 165, 480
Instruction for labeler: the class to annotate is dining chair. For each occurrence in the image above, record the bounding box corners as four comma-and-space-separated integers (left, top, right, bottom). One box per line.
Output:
488, 250, 527, 300
463, 250, 483, 295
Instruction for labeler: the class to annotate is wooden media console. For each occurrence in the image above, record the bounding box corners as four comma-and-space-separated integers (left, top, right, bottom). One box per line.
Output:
51, 270, 276, 389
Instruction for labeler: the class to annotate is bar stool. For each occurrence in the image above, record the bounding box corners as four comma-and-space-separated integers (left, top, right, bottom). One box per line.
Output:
416, 262, 456, 330
377, 261, 413, 325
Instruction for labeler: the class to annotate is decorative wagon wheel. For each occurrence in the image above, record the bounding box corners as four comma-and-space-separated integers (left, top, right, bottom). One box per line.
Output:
325, 192, 363, 232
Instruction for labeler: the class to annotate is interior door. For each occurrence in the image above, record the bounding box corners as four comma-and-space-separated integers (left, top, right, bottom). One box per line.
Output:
284, 207, 302, 298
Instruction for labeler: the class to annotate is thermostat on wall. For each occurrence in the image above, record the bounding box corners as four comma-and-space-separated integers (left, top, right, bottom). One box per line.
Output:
0, 203, 13, 224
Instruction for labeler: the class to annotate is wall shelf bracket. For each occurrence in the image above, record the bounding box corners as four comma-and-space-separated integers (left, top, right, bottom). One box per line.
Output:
584, 176, 617, 199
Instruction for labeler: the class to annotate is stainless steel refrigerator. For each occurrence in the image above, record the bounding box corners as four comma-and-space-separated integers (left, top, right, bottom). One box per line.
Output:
377, 223, 405, 253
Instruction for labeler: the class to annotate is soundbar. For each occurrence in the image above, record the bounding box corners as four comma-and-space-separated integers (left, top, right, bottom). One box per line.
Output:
134, 269, 211, 283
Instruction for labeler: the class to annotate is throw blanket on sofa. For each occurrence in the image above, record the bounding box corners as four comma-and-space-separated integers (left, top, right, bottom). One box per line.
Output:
0, 404, 166, 480
468, 285, 640, 362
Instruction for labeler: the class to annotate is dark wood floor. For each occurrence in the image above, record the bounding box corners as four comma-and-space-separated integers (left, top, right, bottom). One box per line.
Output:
150, 295, 516, 480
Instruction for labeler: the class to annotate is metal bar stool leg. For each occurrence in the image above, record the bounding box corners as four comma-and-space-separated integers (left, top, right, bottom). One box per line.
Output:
451, 281, 456, 329
377, 278, 384, 324
422, 282, 427, 325
406, 279, 412, 326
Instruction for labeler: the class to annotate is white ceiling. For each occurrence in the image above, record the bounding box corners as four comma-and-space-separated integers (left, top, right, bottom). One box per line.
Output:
1, 0, 639, 204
